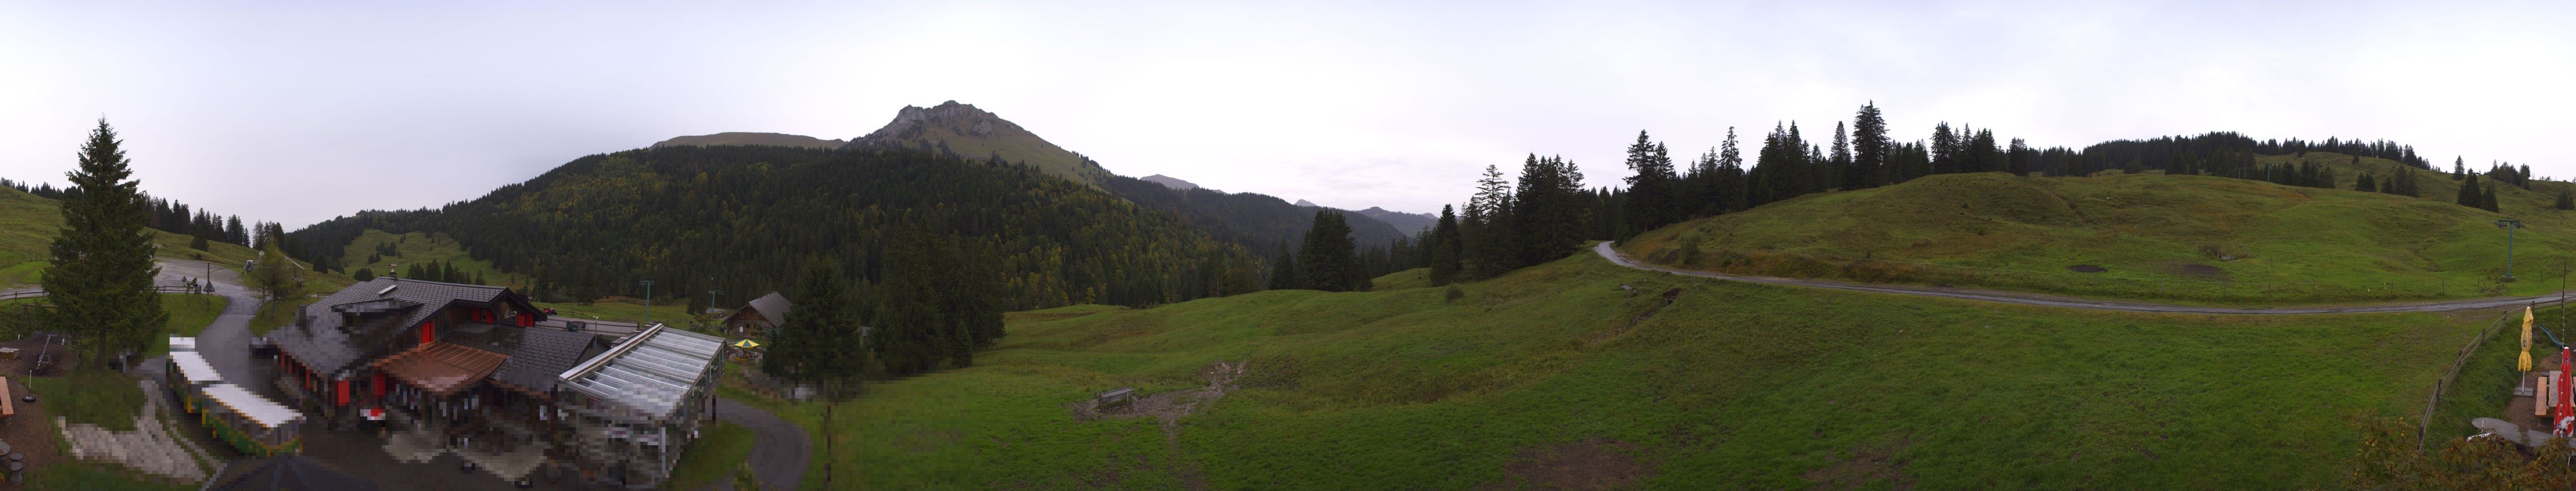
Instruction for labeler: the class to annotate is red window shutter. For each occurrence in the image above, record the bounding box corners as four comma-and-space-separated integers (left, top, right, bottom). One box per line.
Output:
337, 379, 351, 406
374, 372, 386, 397
422, 321, 435, 344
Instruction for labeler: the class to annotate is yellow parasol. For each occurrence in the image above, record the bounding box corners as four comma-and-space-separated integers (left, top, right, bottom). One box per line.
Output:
732, 339, 762, 350
2521, 306, 2535, 372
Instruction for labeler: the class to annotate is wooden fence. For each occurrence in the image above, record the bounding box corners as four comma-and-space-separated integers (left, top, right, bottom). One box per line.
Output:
2420, 306, 2543, 450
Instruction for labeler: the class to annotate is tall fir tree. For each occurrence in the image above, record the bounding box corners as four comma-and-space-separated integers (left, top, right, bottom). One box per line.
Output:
1267, 240, 1299, 290
1295, 210, 1368, 292
2556, 188, 2574, 211
1929, 122, 1958, 175
43, 119, 167, 369
1462, 164, 1516, 279
1715, 128, 1747, 212
1850, 103, 1889, 188
1620, 131, 1680, 238
1511, 155, 1589, 267
1426, 205, 1463, 286
2459, 172, 2483, 207
1829, 122, 1852, 188
764, 258, 869, 386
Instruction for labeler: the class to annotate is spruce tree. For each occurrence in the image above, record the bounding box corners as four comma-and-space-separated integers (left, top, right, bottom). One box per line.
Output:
765, 259, 868, 386
1295, 210, 1367, 292
1267, 240, 1299, 290
1716, 129, 1748, 212
1851, 104, 1888, 188
1426, 205, 1462, 286
1620, 131, 1680, 237
43, 119, 167, 369
2483, 185, 2501, 212
2460, 172, 2483, 207
1829, 122, 1852, 187
354, 268, 376, 281
2557, 188, 2574, 211
2356, 173, 2375, 192
1462, 164, 1516, 279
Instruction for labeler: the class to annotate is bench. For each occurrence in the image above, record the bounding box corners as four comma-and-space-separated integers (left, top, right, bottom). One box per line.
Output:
0, 377, 15, 423
1097, 387, 1136, 409
2543, 373, 2559, 418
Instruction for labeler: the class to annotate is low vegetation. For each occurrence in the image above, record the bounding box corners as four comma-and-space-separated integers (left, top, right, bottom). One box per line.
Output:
730, 250, 2478, 490
665, 421, 756, 491
150, 293, 226, 356
25, 369, 146, 432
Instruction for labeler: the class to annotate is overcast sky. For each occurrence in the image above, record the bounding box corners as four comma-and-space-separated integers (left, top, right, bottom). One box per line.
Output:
2, 1, 2568, 227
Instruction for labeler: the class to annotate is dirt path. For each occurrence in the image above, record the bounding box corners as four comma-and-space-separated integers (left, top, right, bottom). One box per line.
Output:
1595, 242, 2576, 315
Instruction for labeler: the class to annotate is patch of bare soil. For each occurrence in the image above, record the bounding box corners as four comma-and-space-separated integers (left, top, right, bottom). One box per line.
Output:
1070, 360, 1247, 491
1802, 436, 1914, 491
1473, 438, 1653, 491
0, 338, 68, 490
2164, 263, 2229, 281
2064, 265, 2107, 273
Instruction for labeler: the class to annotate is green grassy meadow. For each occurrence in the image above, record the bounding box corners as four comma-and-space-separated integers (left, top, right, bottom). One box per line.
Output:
26, 369, 147, 432
338, 229, 520, 287
666, 421, 756, 491
728, 250, 2486, 490
0, 185, 305, 288
151, 293, 226, 356
1628, 153, 2576, 304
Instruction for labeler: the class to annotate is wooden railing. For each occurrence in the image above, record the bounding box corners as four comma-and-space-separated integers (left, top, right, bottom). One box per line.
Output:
2420, 305, 2546, 450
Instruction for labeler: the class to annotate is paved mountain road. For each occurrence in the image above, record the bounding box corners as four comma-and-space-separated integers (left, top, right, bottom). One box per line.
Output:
1594, 242, 2572, 315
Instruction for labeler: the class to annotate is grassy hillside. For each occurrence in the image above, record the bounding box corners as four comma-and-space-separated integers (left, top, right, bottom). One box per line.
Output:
0, 186, 275, 286
653, 132, 845, 150
1626, 152, 2576, 304
337, 229, 520, 287
725, 247, 2478, 490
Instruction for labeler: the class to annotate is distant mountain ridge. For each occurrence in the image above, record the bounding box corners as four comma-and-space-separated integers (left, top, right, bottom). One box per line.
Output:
841, 101, 1414, 250
842, 101, 1114, 186
1357, 207, 1436, 233
653, 132, 844, 149
1141, 174, 1198, 190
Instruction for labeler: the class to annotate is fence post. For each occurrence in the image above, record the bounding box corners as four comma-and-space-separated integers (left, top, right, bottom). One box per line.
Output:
2421, 310, 2518, 451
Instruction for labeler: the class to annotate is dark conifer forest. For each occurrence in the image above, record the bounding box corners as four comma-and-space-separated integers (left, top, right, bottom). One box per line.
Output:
284, 145, 1267, 311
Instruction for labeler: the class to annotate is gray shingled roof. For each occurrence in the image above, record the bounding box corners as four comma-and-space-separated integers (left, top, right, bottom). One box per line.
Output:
745, 292, 791, 326
455, 323, 611, 395
272, 277, 533, 374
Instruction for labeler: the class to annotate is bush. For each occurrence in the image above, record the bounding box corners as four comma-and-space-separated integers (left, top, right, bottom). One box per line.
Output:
1443, 285, 1464, 303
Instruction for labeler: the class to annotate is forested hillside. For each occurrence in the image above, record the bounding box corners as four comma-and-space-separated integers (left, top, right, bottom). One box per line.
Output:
284, 145, 1265, 312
